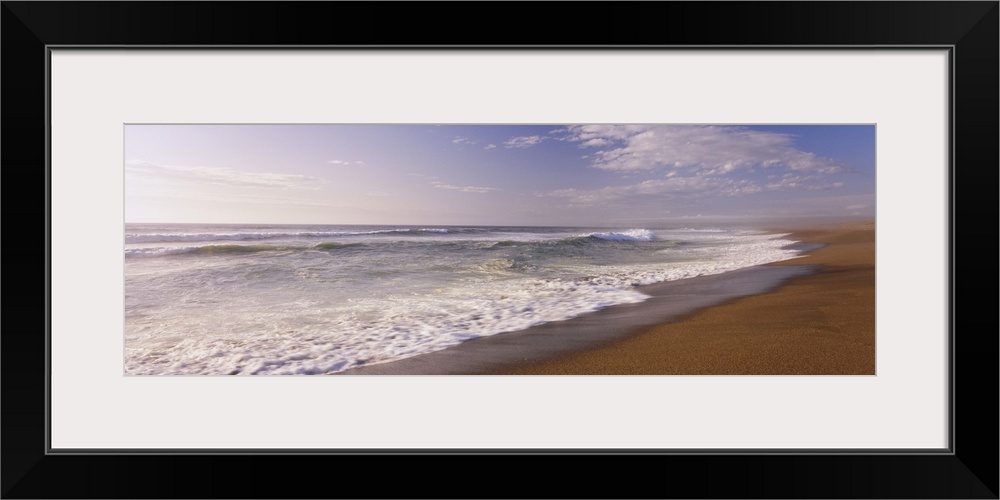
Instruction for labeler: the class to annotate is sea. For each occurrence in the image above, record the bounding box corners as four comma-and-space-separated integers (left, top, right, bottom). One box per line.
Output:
124, 224, 803, 375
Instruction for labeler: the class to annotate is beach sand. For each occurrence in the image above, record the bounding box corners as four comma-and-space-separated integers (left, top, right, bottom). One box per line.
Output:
498, 221, 876, 375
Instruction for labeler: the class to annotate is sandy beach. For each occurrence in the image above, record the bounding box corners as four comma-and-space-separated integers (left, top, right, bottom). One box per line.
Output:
499, 221, 876, 375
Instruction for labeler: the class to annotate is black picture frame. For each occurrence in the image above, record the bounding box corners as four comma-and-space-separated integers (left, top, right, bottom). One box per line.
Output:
3, 2, 996, 498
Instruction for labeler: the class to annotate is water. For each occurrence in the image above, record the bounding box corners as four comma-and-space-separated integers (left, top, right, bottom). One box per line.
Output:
124, 224, 802, 375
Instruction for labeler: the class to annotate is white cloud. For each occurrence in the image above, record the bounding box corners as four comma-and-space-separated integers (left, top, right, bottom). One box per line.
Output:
580, 138, 611, 148
559, 125, 844, 174
504, 135, 545, 149
484, 144, 497, 150
765, 174, 845, 191
431, 181, 499, 194
134, 190, 344, 209
452, 136, 476, 145
548, 176, 761, 206
126, 161, 325, 189
328, 159, 365, 166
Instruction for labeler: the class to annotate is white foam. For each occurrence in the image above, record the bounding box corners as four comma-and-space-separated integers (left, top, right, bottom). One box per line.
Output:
125, 246, 201, 257
124, 232, 802, 375
125, 276, 651, 375
588, 229, 655, 242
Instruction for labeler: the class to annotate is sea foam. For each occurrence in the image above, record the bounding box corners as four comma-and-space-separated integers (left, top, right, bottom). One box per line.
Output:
588, 229, 656, 242
124, 225, 802, 375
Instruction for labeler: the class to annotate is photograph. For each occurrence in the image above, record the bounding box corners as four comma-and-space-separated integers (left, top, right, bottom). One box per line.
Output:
3, 0, 994, 496
125, 123, 875, 376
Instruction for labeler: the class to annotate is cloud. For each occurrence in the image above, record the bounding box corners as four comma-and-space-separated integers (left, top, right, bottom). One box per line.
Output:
134, 190, 345, 209
580, 138, 611, 148
845, 204, 867, 210
504, 135, 545, 149
452, 136, 476, 145
328, 159, 365, 166
558, 125, 844, 174
765, 174, 845, 191
431, 181, 499, 194
548, 176, 761, 206
484, 144, 497, 150
126, 161, 325, 189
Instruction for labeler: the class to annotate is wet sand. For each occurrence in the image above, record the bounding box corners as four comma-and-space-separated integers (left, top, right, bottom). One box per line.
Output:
501, 221, 875, 375
340, 221, 874, 375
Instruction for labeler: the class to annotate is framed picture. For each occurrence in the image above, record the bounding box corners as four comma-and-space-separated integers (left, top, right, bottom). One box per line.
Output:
3, 2, 996, 498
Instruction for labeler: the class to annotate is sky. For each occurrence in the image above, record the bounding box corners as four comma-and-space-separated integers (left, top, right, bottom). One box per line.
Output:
124, 124, 875, 226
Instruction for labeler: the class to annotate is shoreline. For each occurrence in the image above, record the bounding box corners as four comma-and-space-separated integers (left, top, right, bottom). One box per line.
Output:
501, 220, 875, 375
338, 264, 816, 375
339, 221, 874, 375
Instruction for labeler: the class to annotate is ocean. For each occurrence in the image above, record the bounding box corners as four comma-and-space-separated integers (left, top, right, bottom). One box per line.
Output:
124, 224, 803, 375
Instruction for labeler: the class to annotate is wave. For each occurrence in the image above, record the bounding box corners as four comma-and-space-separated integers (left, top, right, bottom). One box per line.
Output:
125, 228, 667, 260
124, 234, 803, 375
313, 242, 367, 251
125, 227, 455, 244
126, 242, 369, 258
549, 229, 656, 246
476, 257, 537, 274
482, 230, 657, 252
587, 229, 655, 242
126, 244, 297, 258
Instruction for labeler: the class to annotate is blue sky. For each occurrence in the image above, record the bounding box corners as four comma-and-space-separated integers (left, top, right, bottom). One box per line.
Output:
125, 124, 875, 226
